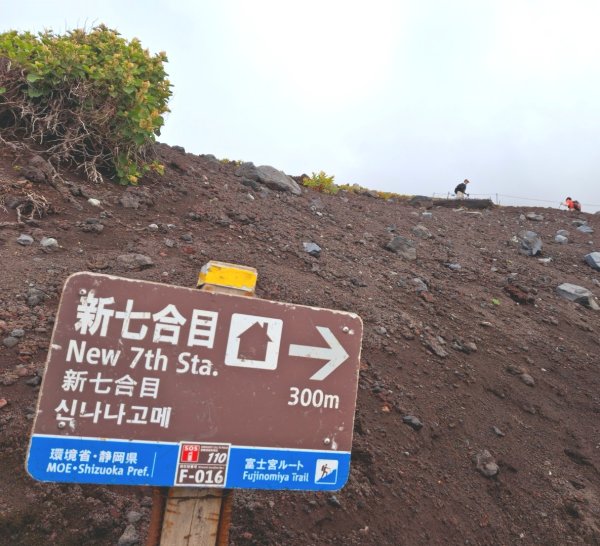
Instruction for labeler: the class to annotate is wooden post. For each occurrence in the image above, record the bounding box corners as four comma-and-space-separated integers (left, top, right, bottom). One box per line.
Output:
157, 261, 258, 546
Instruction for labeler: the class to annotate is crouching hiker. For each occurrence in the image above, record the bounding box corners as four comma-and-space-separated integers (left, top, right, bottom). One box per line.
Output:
563, 197, 582, 211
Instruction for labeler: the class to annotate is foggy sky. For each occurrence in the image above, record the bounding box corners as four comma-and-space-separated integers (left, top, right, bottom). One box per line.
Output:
3, 1, 600, 211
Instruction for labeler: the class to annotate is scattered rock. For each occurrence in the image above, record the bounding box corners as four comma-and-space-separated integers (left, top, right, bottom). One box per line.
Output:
408, 195, 433, 208
328, 495, 342, 508
473, 449, 499, 478
584, 252, 600, 271
26, 375, 42, 387
446, 263, 462, 271
119, 187, 155, 209
555, 235, 568, 244
518, 230, 542, 256
556, 283, 599, 310
235, 163, 302, 195
117, 524, 139, 546
385, 236, 416, 260
422, 334, 448, 358
40, 237, 59, 250
374, 326, 387, 335
11, 329, 25, 338
21, 155, 55, 184
402, 415, 423, 431
17, 234, 34, 246
87, 198, 101, 207
492, 426, 505, 437
81, 219, 104, 233
116, 254, 154, 270
525, 212, 544, 221
520, 373, 535, 387
577, 225, 594, 234
303, 242, 321, 258
411, 224, 432, 239
127, 511, 142, 524
3, 337, 19, 348
556, 229, 569, 237
412, 278, 428, 293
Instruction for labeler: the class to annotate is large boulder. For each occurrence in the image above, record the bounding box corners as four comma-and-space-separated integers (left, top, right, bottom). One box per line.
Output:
556, 283, 599, 310
408, 195, 433, 208
584, 252, 600, 271
235, 162, 302, 195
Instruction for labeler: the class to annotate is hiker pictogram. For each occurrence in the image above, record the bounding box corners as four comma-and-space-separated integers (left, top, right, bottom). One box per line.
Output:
315, 459, 338, 485
225, 313, 283, 370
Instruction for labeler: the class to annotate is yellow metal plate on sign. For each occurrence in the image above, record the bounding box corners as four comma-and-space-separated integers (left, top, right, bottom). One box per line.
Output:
197, 261, 257, 293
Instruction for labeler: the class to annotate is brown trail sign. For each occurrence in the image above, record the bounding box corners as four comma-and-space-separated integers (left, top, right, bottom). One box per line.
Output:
26, 265, 363, 544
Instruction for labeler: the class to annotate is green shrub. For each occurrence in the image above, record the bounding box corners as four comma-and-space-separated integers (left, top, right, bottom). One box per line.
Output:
302, 171, 339, 194
0, 25, 171, 184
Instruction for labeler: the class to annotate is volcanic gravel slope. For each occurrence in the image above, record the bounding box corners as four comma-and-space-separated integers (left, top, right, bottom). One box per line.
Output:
1, 142, 599, 546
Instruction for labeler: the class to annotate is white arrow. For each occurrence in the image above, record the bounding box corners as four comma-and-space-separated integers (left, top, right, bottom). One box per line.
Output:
289, 326, 349, 381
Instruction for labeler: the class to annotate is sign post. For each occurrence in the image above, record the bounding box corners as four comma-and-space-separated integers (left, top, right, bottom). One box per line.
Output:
26, 263, 363, 543
160, 261, 258, 545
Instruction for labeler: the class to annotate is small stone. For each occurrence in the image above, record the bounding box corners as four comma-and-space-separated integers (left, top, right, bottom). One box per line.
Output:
520, 373, 535, 387
0, 399, 7, 409
411, 224, 432, 239
555, 235, 568, 244
303, 242, 322, 258
3, 337, 19, 348
327, 495, 342, 508
447, 263, 462, 271
463, 341, 478, 353
117, 254, 154, 270
181, 233, 193, 243
402, 415, 423, 431
525, 212, 544, 221
40, 237, 58, 249
385, 236, 416, 261
374, 326, 387, 335
148, 224, 159, 231
10, 329, 25, 338
164, 238, 176, 248
117, 524, 139, 546
17, 234, 34, 246
412, 278, 428, 292
87, 198, 101, 207
492, 426, 505, 437
127, 511, 142, 524
26, 375, 42, 387
473, 449, 499, 478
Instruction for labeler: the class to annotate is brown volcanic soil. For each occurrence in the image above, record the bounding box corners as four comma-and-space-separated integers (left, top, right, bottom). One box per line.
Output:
1, 142, 600, 546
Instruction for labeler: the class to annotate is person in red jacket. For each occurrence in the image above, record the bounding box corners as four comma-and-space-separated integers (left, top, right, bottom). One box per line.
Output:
563, 197, 581, 211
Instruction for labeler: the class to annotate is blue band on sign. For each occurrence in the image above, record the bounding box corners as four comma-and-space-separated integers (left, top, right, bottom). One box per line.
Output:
27, 435, 350, 491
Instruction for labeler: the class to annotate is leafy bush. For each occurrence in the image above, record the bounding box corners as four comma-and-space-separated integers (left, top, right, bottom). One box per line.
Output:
302, 171, 339, 194
0, 25, 171, 184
